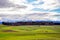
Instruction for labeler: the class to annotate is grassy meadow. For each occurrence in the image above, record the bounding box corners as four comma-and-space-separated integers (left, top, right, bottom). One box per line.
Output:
0, 25, 60, 40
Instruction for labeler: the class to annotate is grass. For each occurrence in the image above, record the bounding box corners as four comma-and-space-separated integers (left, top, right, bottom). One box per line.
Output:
0, 25, 60, 40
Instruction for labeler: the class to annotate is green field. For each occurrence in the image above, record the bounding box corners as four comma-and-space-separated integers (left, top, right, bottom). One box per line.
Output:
0, 25, 60, 40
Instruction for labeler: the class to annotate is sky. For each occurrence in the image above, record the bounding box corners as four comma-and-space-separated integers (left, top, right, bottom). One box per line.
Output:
0, 0, 60, 22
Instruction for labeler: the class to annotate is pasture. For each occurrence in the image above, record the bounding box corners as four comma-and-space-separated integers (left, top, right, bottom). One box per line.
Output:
0, 25, 60, 40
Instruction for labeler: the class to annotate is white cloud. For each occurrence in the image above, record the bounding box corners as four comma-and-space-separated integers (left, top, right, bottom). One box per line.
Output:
1, 12, 60, 22
0, 0, 59, 14
0, 0, 60, 21
9, 0, 26, 5
31, 0, 60, 10
0, 0, 34, 14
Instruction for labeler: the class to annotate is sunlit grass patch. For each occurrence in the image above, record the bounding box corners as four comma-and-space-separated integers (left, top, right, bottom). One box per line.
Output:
0, 25, 60, 40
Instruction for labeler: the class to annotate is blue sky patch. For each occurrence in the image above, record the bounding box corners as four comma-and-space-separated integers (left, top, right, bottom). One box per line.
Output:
32, 8, 49, 12
27, 0, 37, 3
50, 8, 60, 13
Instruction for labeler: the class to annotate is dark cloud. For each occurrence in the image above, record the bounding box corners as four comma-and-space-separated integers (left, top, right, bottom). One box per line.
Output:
0, 0, 14, 8
14, 4, 27, 9
0, 0, 27, 9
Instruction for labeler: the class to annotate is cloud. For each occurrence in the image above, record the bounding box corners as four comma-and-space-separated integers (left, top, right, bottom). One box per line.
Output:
25, 12, 60, 21
0, 0, 34, 14
0, 0, 59, 14
31, 0, 60, 10
0, 0, 60, 22
0, 0, 28, 11
0, 0, 14, 8
50, 8, 60, 13
0, 12, 60, 22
